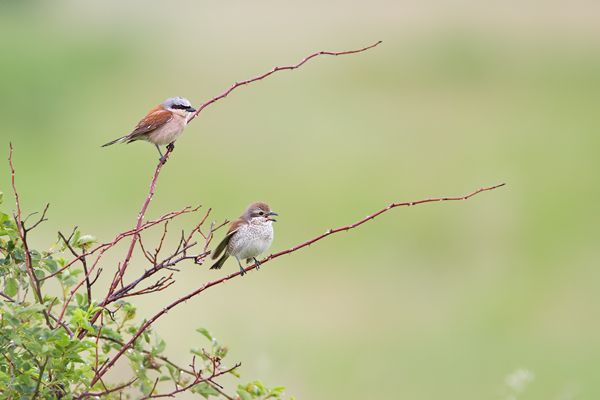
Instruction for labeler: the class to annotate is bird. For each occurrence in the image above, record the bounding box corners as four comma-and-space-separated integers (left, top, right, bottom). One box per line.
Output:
211, 202, 277, 276
102, 97, 196, 164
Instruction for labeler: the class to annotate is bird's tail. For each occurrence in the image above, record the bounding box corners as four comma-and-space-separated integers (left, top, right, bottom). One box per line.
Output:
102, 136, 128, 147
210, 254, 229, 270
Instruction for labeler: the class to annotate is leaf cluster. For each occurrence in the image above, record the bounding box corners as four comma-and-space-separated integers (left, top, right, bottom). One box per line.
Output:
0, 191, 292, 399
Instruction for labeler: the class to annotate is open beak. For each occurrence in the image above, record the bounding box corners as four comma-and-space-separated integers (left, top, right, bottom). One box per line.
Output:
268, 211, 278, 222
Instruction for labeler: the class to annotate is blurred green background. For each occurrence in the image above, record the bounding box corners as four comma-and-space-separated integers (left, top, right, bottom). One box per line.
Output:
1, 0, 599, 398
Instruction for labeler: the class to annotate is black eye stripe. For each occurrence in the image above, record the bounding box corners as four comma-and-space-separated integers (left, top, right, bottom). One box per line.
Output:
172, 104, 191, 110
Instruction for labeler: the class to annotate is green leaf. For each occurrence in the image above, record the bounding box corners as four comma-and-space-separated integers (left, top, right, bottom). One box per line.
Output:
6, 228, 18, 242
190, 348, 208, 360
236, 389, 253, 400
5, 277, 18, 297
26, 304, 47, 313
13, 249, 25, 262
154, 331, 166, 354
165, 363, 180, 381
216, 346, 229, 358
43, 258, 58, 273
75, 235, 96, 249
30, 250, 42, 261
191, 382, 219, 399
69, 269, 83, 277
69, 231, 81, 248
196, 327, 213, 342
8, 331, 22, 346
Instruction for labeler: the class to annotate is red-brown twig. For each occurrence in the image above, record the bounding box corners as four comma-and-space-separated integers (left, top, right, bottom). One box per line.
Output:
186, 41, 382, 126
108, 162, 170, 295
137, 362, 240, 400
74, 378, 138, 400
9, 144, 52, 327
9, 143, 24, 250
259, 183, 507, 268
41, 206, 199, 282
185, 208, 212, 245
117, 274, 175, 298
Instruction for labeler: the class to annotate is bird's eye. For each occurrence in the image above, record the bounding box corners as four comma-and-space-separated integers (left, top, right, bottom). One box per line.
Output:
259, 212, 264, 215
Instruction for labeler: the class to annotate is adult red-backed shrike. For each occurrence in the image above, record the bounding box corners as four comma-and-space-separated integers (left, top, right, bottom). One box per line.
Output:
211, 202, 277, 276
102, 97, 196, 163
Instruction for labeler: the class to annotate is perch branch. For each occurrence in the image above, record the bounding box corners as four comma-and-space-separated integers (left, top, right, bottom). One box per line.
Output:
187, 41, 382, 125
90, 183, 504, 385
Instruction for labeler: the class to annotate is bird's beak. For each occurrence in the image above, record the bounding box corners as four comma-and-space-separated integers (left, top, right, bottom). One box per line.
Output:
186, 106, 197, 113
268, 211, 278, 222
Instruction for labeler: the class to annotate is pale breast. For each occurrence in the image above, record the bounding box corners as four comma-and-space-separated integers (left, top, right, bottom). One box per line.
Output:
227, 222, 274, 261
145, 114, 188, 146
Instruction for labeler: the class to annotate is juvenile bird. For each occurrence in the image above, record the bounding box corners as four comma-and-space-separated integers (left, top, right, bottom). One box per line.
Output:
211, 202, 277, 276
102, 97, 196, 163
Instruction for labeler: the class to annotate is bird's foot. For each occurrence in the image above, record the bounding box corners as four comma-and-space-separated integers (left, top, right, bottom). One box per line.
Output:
159, 156, 168, 165
239, 265, 246, 276
167, 143, 175, 152
253, 257, 261, 271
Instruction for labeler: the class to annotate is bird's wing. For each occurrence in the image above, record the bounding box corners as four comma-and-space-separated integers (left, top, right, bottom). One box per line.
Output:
211, 218, 245, 259
126, 107, 173, 141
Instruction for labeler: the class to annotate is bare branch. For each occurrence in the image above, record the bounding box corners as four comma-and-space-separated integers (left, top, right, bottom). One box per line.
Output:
138, 363, 241, 400
186, 41, 382, 125
8, 144, 52, 327
74, 378, 137, 400
24, 203, 50, 231
58, 231, 92, 305
259, 183, 508, 270
40, 206, 199, 282
156, 42, 382, 165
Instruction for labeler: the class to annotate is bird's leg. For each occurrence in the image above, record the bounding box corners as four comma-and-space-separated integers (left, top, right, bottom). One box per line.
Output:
236, 258, 246, 276
155, 144, 168, 165
253, 257, 261, 271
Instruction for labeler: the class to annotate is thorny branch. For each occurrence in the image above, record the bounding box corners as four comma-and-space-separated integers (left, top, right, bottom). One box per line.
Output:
186, 41, 383, 125
138, 362, 240, 400
261, 183, 508, 268
40, 206, 200, 282
89, 183, 505, 387
73, 378, 138, 400
8, 143, 52, 328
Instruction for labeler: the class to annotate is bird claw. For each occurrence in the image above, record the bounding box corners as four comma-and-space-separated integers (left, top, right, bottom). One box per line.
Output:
166, 143, 175, 151
253, 258, 261, 271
